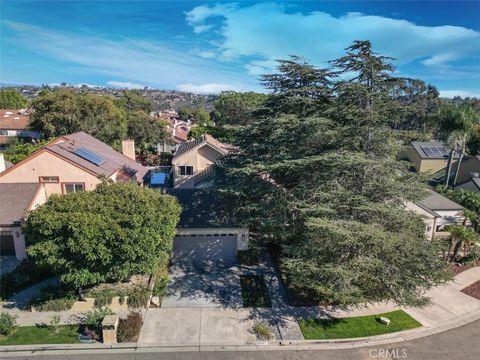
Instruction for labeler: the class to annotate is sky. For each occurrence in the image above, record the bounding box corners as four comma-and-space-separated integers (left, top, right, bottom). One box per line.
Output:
1, 1, 479, 97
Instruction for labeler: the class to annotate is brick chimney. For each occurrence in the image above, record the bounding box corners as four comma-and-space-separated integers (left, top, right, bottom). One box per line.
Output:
121, 139, 136, 161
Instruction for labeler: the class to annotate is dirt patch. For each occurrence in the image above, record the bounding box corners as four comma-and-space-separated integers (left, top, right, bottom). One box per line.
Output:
461, 280, 480, 300
88, 274, 150, 293
450, 260, 480, 276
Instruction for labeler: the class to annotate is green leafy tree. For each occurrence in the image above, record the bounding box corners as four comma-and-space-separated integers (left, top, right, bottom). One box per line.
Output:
213, 91, 268, 126
25, 182, 181, 291
126, 111, 169, 151
4, 139, 50, 164
445, 225, 479, 262
0, 89, 27, 109
215, 44, 450, 307
29, 89, 127, 145
116, 90, 153, 113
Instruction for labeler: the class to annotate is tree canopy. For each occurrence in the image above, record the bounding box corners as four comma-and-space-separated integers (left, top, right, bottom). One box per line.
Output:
3, 139, 50, 164
25, 182, 181, 289
214, 40, 451, 307
0, 89, 27, 109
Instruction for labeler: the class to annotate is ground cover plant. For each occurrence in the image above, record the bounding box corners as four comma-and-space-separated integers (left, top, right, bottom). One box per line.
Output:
240, 275, 271, 307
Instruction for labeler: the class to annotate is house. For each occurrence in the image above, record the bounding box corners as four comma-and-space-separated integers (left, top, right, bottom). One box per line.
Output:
407, 189, 466, 240
0, 183, 47, 258
401, 140, 459, 173
454, 155, 480, 193
171, 134, 230, 189
0, 132, 149, 196
167, 189, 249, 266
0, 109, 41, 146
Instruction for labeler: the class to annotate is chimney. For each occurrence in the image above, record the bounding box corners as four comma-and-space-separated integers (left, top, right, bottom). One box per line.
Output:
122, 139, 136, 161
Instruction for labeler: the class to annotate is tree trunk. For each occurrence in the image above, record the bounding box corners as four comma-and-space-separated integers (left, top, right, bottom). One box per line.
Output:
452, 147, 465, 186
451, 241, 463, 262
445, 147, 455, 187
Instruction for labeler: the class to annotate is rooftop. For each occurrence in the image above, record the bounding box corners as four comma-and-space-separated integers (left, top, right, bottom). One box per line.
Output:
0, 183, 41, 225
411, 140, 460, 160
44, 132, 149, 182
0, 109, 30, 130
166, 189, 239, 228
172, 134, 230, 161
416, 189, 464, 213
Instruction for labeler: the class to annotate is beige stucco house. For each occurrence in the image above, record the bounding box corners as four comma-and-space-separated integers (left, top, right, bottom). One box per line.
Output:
407, 189, 466, 240
171, 134, 230, 189
401, 140, 459, 174
454, 155, 480, 192
0, 183, 47, 259
0, 132, 148, 197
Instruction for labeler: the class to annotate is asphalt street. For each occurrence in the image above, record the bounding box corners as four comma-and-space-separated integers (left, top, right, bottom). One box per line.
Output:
3, 319, 480, 360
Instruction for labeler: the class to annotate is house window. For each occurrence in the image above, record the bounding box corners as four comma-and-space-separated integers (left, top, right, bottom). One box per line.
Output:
63, 183, 84, 194
40, 176, 59, 183
178, 166, 193, 176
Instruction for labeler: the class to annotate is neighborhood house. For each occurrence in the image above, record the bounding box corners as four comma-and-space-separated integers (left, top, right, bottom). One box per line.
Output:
0, 109, 40, 146
402, 140, 458, 174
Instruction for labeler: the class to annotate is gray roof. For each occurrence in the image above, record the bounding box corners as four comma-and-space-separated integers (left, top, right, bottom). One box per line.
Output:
172, 134, 230, 161
166, 189, 239, 228
456, 178, 480, 193
46, 132, 149, 182
411, 140, 459, 160
416, 189, 464, 213
0, 183, 41, 225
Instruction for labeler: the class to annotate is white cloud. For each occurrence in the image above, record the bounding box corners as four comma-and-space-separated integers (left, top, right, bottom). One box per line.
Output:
107, 81, 145, 89
185, 3, 480, 71
193, 24, 214, 34
198, 51, 216, 59
3, 20, 254, 90
177, 83, 237, 94
439, 90, 480, 98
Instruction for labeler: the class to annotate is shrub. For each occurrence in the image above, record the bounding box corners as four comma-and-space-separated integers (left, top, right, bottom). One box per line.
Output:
29, 286, 76, 312
90, 290, 115, 308
117, 312, 143, 343
50, 314, 61, 334
252, 323, 272, 340
127, 287, 150, 309
152, 253, 170, 297
0, 313, 18, 336
238, 249, 260, 266
34, 298, 75, 312
83, 308, 115, 329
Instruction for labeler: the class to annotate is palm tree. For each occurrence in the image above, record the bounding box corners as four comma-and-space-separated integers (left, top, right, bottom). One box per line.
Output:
446, 225, 479, 263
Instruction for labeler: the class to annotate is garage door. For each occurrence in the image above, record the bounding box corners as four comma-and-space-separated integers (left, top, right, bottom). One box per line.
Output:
0, 232, 16, 256
173, 234, 237, 266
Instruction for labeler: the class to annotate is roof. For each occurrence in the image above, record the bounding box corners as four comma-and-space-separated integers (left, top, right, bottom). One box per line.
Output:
411, 140, 459, 160
416, 189, 464, 213
172, 134, 230, 161
166, 189, 239, 228
44, 132, 149, 182
0, 109, 30, 130
0, 183, 41, 225
456, 178, 480, 193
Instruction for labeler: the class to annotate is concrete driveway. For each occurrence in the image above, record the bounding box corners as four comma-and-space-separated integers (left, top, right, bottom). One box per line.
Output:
138, 307, 256, 345
161, 263, 243, 308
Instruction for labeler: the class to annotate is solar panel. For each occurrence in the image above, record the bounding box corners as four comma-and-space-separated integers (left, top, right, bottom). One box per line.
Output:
73, 147, 105, 166
431, 147, 444, 156
436, 146, 448, 157
421, 146, 435, 157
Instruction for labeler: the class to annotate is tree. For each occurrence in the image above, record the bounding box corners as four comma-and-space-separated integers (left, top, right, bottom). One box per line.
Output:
213, 91, 268, 126
3, 139, 50, 164
214, 44, 450, 307
445, 225, 479, 262
25, 182, 181, 290
0, 89, 27, 109
126, 111, 169, 151
116, 90, 153, 113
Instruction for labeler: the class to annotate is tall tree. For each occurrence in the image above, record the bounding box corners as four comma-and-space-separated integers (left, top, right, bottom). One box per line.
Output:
0, 89, 27, 109
126, 111, 169, 151
213, 91, 268, 126
116, 89, 153, 113
25, 182, 181, 290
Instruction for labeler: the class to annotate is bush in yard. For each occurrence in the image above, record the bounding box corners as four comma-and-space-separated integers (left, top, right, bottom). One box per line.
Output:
50, 314, 61, 334
126, 287, 150, 309
0, 313, 18, 336
25, 182, 181, 292
117, 312, 143, 343
28, 286, 76, 312
0, 260, 53, 300
82, 308, 115, 341
252, 323, 273, 340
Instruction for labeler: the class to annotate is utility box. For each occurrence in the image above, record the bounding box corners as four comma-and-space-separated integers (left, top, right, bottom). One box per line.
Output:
102, 315, 119, 344
379, 317, 391, 325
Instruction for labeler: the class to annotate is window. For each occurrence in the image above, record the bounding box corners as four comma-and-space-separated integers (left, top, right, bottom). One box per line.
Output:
63, 183, 84, 194
40, 176, 59, 183
178, 166, 193, 176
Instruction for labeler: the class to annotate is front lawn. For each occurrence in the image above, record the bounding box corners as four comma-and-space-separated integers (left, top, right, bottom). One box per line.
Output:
240, 275, 271, 307
0, 325, 81, 345
298, 310, 421, 340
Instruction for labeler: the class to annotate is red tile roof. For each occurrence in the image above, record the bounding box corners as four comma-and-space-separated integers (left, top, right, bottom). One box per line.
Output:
0, 109, 30, 130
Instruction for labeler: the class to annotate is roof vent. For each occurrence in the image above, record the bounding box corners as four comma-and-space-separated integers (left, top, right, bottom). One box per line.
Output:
471, 172, 479, 179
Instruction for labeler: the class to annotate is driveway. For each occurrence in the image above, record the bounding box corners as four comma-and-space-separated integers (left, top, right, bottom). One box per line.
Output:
161, 262, 243, 308
138, 307, 256, 345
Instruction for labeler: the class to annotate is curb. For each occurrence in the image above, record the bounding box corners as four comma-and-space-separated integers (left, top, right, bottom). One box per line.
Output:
2, 308, 480, 355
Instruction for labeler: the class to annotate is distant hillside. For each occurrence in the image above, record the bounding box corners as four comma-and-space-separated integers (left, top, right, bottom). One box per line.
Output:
0, 84, 218, 111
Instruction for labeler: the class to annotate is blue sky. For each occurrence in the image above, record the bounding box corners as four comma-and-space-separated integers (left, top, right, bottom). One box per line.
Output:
1, 1, 479, 97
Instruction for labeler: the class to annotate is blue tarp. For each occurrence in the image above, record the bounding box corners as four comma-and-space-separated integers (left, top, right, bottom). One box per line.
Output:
150, 172, 168, 186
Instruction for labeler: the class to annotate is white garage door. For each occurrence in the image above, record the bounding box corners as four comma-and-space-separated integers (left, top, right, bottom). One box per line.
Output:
173, 234, 237, 266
